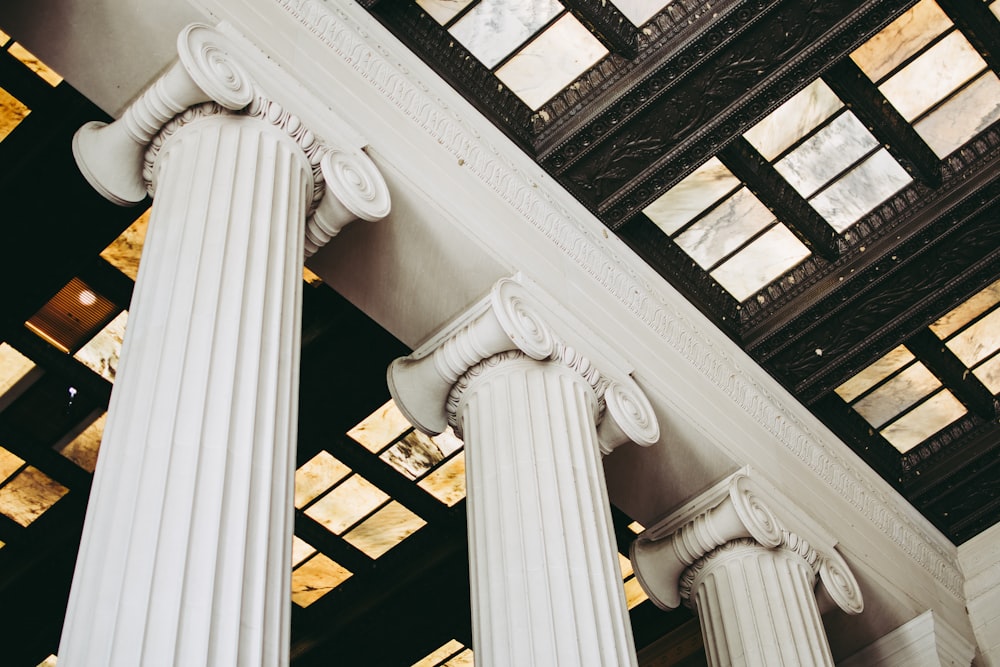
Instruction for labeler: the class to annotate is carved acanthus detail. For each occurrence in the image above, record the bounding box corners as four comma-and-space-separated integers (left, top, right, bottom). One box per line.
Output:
388, 276, 659, 455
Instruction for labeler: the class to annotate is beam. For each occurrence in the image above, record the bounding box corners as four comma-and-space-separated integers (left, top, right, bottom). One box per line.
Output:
823, 58, 941, 187
719, 137, 842, 261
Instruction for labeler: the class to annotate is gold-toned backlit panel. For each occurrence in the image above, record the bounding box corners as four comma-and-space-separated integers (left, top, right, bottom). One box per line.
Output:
303, 474, 388, 535
0, 465, 69, 526
8, 42, 63, 86
74, 311, 128, 382
347, 399, 412, 453
0, 342, 35, 397
54, 412, 105, 473
100, 209, 149, 281
291, 553, 352, 607
0, 85, 29, 143
294, 450, 351, 509
343, 500, 426, 558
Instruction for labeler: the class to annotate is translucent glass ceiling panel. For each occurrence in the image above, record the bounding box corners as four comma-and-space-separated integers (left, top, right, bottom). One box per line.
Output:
931, 279, 1000, 338
611, 0, 672, 27
674, 188, 775, 269
304, 474, 389, 535
0, 343, 35, 397
0, 465, 69, 526
0, 85, 29, 143
343, 501, 426, 558
835, 346, 916, 402
8, 42, 63, 86
915, 72, 1000, 158
291, 535, 316, 568
643, 158, 739, 235
710, 225, 810, 302
852, 362, 941, 428
880, 390, 966, 453
947, 307, 1000, 367
851, 0, 951, 82
294, 451, 351, 509
348, 399, 412, 453
744, 79, 844, 161
975, 354, 1000, 394
291, 553, 352, 607
417, 0, 475, 25
74, 311, 128, 383
879, 30, 986, 121
496, 12, 608, 110
417, 451, 467, 506
449, 0, 563, 68
413, 640, 466, 667
100, 208, 149, 282
0, 446, 24, 482
774, 112, 878, 197
808, 149, 912, 232
54, 411, 105, 473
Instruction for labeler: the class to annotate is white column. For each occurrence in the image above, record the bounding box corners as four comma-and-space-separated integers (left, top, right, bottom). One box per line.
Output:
631, 473, 864, 667
59, 24, 389, 667
388, 277, 660, 666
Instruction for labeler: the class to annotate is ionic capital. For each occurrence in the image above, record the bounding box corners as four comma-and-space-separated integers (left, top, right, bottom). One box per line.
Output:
631, 471, 863, 614
73, 23, 389, 254
387, 276, 659, 455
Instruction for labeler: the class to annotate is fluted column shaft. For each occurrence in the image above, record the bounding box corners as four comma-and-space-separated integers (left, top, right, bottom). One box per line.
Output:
60, 113, 309, 666
457, 352, 636, 667
687, 538, 833, 667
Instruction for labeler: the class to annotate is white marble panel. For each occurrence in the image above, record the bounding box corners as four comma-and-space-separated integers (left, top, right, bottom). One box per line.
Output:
710, 224, 810, 302
611, 0, 670, 26
73, 310, 128, 382
851, 0, 951, 82
291, 535, 316, 568
347, 399, 412, 453
416, 0, 475, 25
744, 79, 843, 160
380, 430, 445, 479
880, 30, 986, 121
0, 342, 34, 397
774, 112, 878, 197
853, 362, 941, 428
0, 446, 24, 482
304, 474, 389, 534
809, 148, 912, 232
915, 72, 1000, 158
417, 451, 467, 506
343, 501, 426, 558
643, 157, 739, 235
294, 450, 351, 508
835, 345, 915, 402
946, 306, 1000, 367
993, 0, 1000, 20
880, 390, 967, 453
675, 188, 775, 269
291, 553, 352, 607
449, 0, 563, 68
931, 278, 1000, 338
0, 465, 69, 526
974, 354, 1000, 394
496, 13, 608, 110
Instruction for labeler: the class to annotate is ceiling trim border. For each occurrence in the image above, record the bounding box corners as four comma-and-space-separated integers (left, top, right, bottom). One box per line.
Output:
270, 0, 963, 598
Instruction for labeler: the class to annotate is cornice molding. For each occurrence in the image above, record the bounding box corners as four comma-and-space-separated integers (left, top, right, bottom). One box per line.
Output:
272, 0, 963, 597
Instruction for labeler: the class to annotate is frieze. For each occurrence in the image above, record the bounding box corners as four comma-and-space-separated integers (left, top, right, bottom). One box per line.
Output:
274, 0, 964, 597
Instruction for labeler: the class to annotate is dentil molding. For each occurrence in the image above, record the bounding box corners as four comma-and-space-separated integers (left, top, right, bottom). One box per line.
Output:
271, 0, 963, 597
73, 22, 390, 257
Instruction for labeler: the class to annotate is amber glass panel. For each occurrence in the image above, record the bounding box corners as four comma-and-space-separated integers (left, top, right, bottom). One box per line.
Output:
835, 346, 915, 402
100, 209, 150, 281
0, 465, 70, 526
0, 446, 25, 482
343, 501, 427, 558
931, 279, 1000, 338
412, 639, 465, 667
8, 42, 63, 86
880, 390, 966, 452
0, 343, 35, 397
74, 311, 128, 382
304, 474, 389, 534
294, 450, 351, 509
291, 553, 352, 607
54, 412, 105, 472
418, 451, 467, 506
0, 85, 29, 143
348, 400, 413, 452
